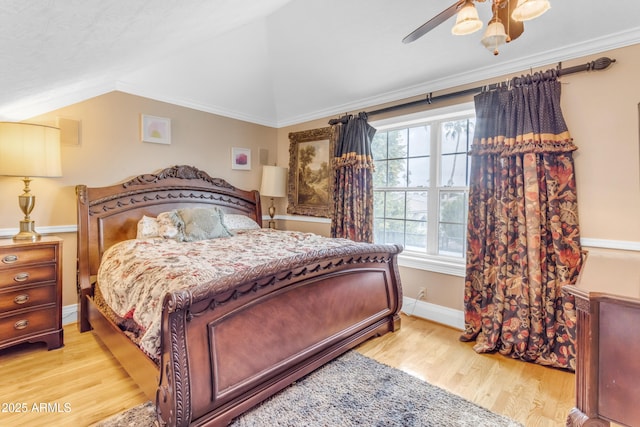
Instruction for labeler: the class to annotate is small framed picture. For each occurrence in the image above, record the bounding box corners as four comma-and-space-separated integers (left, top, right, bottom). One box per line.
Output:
231, 147, 251, 170
140, 114, 171, 144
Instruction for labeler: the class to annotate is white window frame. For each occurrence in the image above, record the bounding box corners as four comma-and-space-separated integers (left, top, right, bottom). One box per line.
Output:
371, 102, 474, 277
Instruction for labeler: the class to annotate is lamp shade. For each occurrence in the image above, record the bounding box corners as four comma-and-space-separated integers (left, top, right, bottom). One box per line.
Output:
451, 0, 483, 35
260, 165, 287, 198
481, 19, 508, 54
0, 122, 62, 177
512, 0, 551, 22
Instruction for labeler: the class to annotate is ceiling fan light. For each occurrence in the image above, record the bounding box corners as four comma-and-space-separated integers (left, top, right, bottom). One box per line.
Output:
512, 0, 551, 22
481, 19, 508, 54
451, 1, 483, 35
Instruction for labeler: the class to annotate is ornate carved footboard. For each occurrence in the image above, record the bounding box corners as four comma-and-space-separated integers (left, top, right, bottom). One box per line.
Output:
157, 244, 402, 426
76, 165, 403, 427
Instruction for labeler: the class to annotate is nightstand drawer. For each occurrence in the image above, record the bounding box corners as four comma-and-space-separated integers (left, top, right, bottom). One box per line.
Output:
0, 264, 57, 289
0, 306, 57, 343
0, 284, 57, 313
0, 246, 57, 267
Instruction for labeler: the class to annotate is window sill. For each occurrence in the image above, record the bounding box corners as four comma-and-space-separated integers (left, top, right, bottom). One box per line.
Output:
397, 252, 466, 277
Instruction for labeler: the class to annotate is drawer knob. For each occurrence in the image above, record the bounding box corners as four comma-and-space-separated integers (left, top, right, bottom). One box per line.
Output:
2, 254, 18, 264
14, 294, 30, 305
13, 272, 29, 282
14, 319, 29, 330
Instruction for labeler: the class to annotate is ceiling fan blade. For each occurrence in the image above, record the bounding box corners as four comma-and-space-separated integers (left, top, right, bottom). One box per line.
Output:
497, 0, 524, 42
402, 1, 465, 44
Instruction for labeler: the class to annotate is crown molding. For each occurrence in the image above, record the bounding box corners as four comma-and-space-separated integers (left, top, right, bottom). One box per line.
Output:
3, 27, 640, 127
0, 81, 116, 122
275, 27, 640, 128
115, 81, 279, 128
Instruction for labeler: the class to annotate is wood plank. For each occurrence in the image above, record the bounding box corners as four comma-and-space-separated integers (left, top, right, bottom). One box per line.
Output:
0, 323, 146, 426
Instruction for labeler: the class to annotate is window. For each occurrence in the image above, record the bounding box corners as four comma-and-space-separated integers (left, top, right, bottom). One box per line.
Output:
371, 104, 474, 274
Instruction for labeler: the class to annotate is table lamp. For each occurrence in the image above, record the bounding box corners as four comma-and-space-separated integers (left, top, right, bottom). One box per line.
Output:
0, 122, 62, 241
260, 165, 287, 229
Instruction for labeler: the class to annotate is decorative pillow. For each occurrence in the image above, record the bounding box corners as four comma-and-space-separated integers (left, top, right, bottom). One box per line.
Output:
223, 214, 261, 231
175, 207, 232, 242
136, 215, 160, 239
156, 211, 183, 241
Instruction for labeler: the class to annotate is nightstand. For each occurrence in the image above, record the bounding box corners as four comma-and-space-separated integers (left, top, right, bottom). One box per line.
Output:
0, 236, 63, 351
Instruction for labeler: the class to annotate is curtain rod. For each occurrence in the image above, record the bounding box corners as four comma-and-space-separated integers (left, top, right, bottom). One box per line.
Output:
363, 56, 616, 117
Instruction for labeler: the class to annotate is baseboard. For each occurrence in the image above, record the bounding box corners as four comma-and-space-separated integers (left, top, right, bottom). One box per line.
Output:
401, 297, 465, 330
62, 304, 78, 326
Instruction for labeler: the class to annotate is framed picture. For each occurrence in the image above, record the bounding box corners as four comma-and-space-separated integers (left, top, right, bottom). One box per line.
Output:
231, 147, 251, 170
140, 114, 171, 144
287, 127, 333, 217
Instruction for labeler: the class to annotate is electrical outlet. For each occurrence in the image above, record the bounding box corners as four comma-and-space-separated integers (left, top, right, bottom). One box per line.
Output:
417, 287, 426, 301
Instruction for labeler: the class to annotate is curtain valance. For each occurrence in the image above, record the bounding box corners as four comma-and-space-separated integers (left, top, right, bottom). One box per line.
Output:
470, 74, 577, 157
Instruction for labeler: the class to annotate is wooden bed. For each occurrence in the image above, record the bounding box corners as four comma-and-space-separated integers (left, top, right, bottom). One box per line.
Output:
76, 165, 403, 427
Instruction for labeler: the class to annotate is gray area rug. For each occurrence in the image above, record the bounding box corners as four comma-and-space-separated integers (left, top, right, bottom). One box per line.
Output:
96, 351, 522, 427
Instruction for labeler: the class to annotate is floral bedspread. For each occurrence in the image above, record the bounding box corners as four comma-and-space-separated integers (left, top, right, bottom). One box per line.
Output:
97, 229, 365, 359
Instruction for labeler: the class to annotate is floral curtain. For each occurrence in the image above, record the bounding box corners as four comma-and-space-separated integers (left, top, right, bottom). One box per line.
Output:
330, 112, 376, 242
461, 71, 584, 370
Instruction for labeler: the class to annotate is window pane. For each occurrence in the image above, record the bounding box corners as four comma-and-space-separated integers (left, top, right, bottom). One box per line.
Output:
387, 129, 407, 159
406, 191, 428, 221
387, 159, 407, 187
439, 191, 466, 223
385, 219, 405, 246
371, 132, 387, 160
373, 191, 385, 218
441, 119, 470, 154
440, 153, 468, 187
373, 160, 388, 187
405, 221, 427, 251
469, 117, 476, 141
408, 157, 429, 187
374, 218, 385, 243
408, 125, 430, 157
385, 191, 405, 219
439, 223, 465, 257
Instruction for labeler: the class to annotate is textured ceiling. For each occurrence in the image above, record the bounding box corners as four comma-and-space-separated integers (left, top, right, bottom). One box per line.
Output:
2, 0, 640, 127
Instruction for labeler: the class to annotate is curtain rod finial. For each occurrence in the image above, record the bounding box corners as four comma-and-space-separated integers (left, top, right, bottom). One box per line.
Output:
590, 57, 615, 71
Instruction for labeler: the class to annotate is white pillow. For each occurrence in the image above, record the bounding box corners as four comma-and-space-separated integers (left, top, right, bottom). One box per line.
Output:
223, 214, 261, 231
136, 215, 160, 239
156, 211, 182, 240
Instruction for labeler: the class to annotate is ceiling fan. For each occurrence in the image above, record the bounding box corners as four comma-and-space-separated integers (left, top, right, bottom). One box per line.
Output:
402, 0, 551, 55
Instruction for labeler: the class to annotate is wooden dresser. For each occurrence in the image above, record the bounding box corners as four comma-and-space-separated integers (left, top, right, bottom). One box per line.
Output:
0, 236, 63, 351
564, 286, 640, 427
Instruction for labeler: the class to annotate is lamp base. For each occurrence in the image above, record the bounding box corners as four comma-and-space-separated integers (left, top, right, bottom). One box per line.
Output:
14, 220, 41, 241
268, 197, 277, 229
14, 178, 40, 241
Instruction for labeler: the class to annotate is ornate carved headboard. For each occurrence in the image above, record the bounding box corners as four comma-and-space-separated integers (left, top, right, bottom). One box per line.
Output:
76, 165, 262, 289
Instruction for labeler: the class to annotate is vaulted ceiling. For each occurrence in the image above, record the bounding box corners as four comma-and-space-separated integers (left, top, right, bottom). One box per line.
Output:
2, 0, 640, 127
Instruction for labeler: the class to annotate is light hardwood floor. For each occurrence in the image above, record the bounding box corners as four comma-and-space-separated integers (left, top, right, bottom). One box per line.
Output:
0, 314, 575, 427
358, 315, 575, 427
